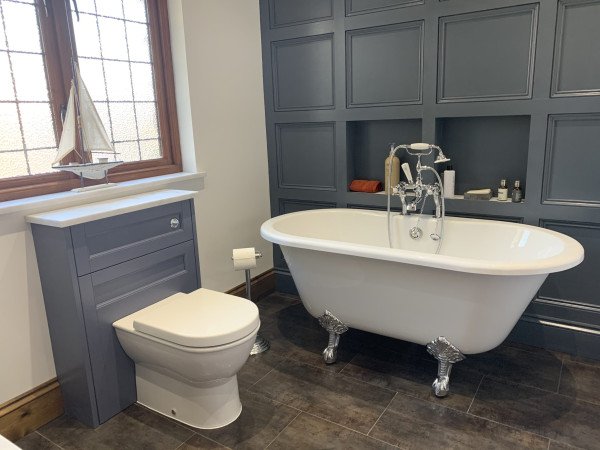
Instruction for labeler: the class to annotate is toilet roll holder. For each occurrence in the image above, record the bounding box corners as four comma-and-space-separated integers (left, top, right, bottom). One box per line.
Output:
232, 249, 270, 355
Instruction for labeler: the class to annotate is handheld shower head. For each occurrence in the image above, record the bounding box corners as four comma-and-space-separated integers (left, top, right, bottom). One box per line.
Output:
433, 146, 450, 164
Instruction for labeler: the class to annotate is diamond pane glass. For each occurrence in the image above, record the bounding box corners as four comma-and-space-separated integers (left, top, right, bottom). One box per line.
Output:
135, 102, 158, 139
73, 14, 101, 58
104, 60, 133, 100
2, 1, 41, 53
28, 148, 57, 175
114, 140, 139, 162
126, 22, 150, 62
20, 103, 56, 149
139, 139, 160, 160
95, 0, 124, 19
71, 0, 162, 162
98, 17, 128, 60
0, 151, 28, 178
12, 53, 49, 101
109, 102, 137, 141
0, 52, 14, 101
131, 62, 154, 101
0, 103, 22, 151
123, 0, 147, 23
79, 58, 107, 101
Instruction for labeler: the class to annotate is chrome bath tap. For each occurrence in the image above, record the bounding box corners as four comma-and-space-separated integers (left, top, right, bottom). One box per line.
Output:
391, 144, 449, 218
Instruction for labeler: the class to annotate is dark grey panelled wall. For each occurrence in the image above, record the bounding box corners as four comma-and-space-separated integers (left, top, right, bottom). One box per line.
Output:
259, 0, 600, 358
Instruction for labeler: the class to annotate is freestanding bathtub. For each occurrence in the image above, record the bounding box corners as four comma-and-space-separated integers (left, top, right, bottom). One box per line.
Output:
260, 208, 584, 396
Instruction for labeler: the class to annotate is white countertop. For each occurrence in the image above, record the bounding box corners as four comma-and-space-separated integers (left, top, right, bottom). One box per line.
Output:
26, 189, 198, 227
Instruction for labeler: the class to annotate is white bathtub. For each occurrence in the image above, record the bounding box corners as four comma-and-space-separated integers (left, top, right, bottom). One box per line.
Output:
260, 208, 583, 355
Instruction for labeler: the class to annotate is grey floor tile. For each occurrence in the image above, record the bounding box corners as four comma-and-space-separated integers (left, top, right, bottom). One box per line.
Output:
341, 347, 483, 412
15, 432, 61, 449
469, 377, 600, 449
462, 345, 563, 392
249, 359, 395, 434
38, 404, 194, 450
256, 293, 300, 318
196, 390, 298, 450
260, 321, 355, 373
237, 350, 287, 390
369, 393, 549, 449
268, 412, 396, 450
559, 360, 600, 405
179, 434, 230, 449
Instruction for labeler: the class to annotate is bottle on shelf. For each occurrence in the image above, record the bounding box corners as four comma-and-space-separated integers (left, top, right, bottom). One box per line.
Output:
443, 165, 455, 198
384, 153, 400, 195
511, 180, 523, 203
498, 179, 509, 201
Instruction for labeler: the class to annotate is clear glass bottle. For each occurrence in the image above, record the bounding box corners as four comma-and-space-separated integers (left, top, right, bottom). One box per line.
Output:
498, 179, 508, 201
511, 180, 523, 203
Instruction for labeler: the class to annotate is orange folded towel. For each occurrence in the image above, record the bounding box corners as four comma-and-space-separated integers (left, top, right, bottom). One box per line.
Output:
349, 179, 383, 193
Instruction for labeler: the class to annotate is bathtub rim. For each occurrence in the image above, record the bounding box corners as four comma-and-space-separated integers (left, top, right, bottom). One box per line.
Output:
260, 208, 584, 276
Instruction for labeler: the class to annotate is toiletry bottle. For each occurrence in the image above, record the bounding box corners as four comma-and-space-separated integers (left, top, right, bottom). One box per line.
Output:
385, 154, 400, 195
443, 165, 455, 198
498, 179, 508, 201
511, 180, 523, 203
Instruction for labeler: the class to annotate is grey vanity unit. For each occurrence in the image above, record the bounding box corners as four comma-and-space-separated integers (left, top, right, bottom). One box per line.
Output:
27, 190, 200, 427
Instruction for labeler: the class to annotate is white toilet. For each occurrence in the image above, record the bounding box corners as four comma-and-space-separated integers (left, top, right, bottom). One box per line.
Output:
113, 288, 259, 429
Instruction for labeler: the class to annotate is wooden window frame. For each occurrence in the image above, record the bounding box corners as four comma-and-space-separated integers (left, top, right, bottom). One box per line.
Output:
0, 0, 182, 202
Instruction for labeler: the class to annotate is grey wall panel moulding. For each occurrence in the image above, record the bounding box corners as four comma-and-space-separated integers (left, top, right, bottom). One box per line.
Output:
551, 0, 600, 97
538, 220, 600, 311
268, 0, 333, 29
345, 0, 424, 16
276, 122, 336, 190
271, 34, 335, 111
346, 21, 423, 107
543, 113, 600, 206
437, 4, 538, 103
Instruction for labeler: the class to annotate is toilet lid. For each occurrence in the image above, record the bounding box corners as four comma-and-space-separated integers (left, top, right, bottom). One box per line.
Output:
132, 289, 260, 347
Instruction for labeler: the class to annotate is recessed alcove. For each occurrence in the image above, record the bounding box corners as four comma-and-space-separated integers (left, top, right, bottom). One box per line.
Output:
347, 118, 422, 186
435, 115, 530, 197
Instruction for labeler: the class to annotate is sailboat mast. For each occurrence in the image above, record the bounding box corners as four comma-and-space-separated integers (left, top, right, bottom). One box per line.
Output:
65, 0, 89, 164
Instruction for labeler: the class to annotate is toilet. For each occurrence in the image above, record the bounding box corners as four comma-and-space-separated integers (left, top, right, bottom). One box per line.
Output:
113, 288, 259, 429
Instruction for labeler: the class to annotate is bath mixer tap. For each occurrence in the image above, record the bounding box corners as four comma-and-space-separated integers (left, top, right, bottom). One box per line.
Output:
393, 157, 443, 218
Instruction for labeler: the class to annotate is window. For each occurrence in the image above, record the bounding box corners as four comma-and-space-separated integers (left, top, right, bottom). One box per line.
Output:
0, 0, 181, 201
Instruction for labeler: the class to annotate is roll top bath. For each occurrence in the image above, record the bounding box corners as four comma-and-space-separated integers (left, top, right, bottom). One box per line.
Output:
261, 208, 584, 398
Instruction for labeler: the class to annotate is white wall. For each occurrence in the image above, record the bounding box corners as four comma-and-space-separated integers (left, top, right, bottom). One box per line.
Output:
0, 0, 271, 404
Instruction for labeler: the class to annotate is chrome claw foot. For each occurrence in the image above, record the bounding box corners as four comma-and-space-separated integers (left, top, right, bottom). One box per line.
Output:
317, 310, 348, 364
426, 336, 465, 398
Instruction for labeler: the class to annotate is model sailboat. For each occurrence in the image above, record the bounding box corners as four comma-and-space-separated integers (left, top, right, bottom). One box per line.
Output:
52, 65, 123, 185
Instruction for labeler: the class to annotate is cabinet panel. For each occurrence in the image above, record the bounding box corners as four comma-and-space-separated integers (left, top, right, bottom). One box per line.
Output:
72, 200, 193, 275
345, 0, 423, 16
79, 241, 199, 423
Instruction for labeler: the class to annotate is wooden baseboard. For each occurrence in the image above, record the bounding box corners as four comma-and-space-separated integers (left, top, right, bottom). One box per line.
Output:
227, 268, 276, 302
0, 379, 63, 442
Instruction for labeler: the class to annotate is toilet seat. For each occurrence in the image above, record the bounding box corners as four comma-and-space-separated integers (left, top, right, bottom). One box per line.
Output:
128, 289, 260, 348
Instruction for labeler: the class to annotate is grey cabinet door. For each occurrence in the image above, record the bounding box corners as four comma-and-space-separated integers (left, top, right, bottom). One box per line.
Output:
72, 200, 194, 275
78, 240, 199, 423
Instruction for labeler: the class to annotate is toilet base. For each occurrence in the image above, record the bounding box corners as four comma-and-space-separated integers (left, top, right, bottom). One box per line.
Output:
135, 365, 242, 429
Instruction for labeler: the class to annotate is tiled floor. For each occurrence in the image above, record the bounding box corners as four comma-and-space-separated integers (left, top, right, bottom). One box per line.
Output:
16, 292, 600, 450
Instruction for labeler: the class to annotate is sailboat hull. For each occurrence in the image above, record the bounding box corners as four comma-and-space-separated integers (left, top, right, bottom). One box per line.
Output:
54, 161, 124, 180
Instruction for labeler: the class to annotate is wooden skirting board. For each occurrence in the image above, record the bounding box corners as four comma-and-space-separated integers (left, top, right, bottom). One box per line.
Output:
0, 269, 274, 442
0, 379, 63, 442
227, 268, 276, 301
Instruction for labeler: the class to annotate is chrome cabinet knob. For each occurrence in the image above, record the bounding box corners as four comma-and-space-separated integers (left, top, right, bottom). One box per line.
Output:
170, 218, 180, 229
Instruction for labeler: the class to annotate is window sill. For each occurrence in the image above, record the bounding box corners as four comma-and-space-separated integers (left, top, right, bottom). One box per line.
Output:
0, 171, 206, 217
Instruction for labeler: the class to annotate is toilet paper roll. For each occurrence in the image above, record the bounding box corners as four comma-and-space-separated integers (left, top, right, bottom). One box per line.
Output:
232, 247, 257, 271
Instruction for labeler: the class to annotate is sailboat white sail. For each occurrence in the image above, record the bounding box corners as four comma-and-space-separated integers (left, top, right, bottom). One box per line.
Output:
53, 65, 123, 181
